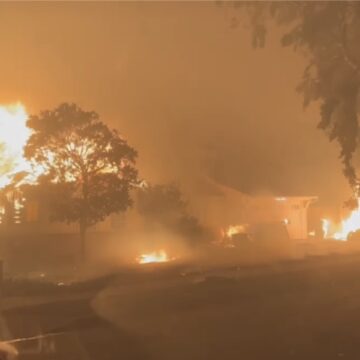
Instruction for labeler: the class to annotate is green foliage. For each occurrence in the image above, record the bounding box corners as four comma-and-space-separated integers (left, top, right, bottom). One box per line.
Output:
241, 2, 360, 196
24, 103, 138, 231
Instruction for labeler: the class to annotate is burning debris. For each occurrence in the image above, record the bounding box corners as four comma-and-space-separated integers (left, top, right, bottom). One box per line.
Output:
136, 250, 174, 264
214, 224, 250, 248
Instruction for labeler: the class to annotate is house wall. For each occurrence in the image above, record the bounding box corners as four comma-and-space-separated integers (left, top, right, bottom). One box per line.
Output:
190, 184, 317, 240
0, 197, 114, 235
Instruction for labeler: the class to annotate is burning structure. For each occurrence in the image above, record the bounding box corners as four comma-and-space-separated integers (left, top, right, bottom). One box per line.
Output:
191, 180, 318, 242
0, 102, 357, 267
0, 103, 38, 227
0, 103, 124, 234
0, 102, 120, 265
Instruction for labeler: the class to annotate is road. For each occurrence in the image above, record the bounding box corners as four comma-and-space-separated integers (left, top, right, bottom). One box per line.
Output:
4, 254, 360, 359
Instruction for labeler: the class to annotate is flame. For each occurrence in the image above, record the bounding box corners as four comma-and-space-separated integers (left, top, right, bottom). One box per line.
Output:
215, 224, 247, 248
0, 103, 31, 188
323, 201, 360, 241
225, 225, 246, 238
333, 203, 360, 240
137, 250, 173, 264
322, 218, 331, 238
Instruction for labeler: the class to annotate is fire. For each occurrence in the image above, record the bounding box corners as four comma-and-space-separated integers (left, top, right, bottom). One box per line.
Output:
137, 250, 172, 264
322, 218, 331, 238
215, 224, 248, 248
225, 224, 246, 238
0, 103, 31, 188
333, 203, 360, 240
323, 200, 360, 241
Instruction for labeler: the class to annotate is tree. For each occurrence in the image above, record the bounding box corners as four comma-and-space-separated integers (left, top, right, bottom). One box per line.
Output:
24, 103, 138, 258
137, 183, 209, 243
231, 2, 360, 200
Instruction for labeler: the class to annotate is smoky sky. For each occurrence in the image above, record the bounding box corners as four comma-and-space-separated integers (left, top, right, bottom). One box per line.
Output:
0, 2, 349, 204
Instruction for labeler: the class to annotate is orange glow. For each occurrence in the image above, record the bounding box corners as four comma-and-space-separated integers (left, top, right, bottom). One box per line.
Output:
137, 250, 173, 264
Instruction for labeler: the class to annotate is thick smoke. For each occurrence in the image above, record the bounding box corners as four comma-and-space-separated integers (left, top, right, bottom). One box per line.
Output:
0, 2, 349, 207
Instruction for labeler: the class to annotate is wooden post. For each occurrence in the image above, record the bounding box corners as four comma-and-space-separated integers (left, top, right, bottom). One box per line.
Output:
0, 260, 3, 310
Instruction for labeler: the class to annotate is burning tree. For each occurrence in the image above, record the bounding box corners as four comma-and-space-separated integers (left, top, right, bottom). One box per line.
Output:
24, 103, 138, 258
229, 2, 360, 199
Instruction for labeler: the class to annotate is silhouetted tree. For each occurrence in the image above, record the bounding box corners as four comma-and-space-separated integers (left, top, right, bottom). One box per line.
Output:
137, 183, 187, 223
231, 2, 360, 198
24, 103, 138, 258
137, 183, 208, 243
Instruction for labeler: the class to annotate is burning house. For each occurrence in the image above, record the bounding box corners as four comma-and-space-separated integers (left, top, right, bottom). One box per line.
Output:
0, 103, 118, 235
190, 180, 318, 242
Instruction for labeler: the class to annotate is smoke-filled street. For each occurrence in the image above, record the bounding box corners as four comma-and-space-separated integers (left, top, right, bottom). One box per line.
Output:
2, 255, 360, 359
1, 2, 360, 359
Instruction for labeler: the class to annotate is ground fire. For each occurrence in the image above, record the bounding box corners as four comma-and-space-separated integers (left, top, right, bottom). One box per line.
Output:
136, 250, 173, 264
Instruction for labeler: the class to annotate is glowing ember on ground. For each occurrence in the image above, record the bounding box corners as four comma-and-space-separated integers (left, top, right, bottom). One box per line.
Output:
323, 200, 360, 241
137, 250, 173, 264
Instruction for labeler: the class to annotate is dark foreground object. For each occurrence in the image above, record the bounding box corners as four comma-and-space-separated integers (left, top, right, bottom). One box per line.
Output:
5, 255, 360, 359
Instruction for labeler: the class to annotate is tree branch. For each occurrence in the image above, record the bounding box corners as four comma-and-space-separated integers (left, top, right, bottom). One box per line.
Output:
339, 5, 360, 77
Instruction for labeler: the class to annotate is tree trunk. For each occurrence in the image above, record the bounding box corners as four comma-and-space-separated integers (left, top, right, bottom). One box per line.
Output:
80, 221, 87, 261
